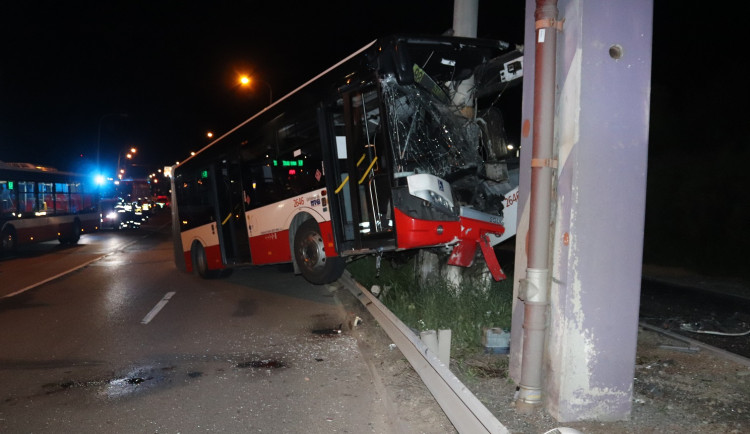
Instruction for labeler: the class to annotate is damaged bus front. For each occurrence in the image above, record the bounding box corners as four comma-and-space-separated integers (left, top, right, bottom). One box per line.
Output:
335, 36, 522, 280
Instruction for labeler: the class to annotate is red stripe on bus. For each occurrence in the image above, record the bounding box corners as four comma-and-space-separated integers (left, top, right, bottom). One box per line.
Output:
205, 244, 223, 269
250, 230, 291, 265
183, 250, 193, 273
318, 220, 340, 258
393, 207, 461, 250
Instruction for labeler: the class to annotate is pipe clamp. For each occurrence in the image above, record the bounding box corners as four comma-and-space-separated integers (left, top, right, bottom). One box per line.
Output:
535, 18, 564, 31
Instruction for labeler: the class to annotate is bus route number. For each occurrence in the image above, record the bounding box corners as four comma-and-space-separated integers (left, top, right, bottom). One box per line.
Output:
505, 191, 519, 209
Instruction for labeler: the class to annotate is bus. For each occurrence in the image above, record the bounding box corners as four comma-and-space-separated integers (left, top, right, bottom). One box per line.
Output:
171, 35, 522, 284
0, 161, 100, 256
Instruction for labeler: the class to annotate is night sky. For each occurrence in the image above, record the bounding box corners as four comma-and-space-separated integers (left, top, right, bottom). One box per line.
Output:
0, 1, 523, 176
1, 1, 747, 279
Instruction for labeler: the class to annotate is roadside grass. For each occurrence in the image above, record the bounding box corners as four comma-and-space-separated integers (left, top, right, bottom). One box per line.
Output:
346, 253, 514, 358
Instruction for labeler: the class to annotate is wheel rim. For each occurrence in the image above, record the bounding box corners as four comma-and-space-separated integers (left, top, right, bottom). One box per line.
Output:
299, 231, 327, 272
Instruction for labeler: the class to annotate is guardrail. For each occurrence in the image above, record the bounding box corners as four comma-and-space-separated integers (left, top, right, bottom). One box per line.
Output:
338, 271, 510, 434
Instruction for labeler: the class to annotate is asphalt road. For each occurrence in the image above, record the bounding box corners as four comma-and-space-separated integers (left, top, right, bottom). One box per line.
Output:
0, 212, 402, 433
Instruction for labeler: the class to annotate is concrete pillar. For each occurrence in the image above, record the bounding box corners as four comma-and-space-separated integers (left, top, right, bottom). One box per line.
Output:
509, 0, 653, 422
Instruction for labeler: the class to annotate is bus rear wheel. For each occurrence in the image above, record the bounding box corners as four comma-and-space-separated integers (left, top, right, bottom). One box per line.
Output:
191, 241, 219, 279
59, 220, 81, 245
1, 226, 17, 257
293, 219, 345, 285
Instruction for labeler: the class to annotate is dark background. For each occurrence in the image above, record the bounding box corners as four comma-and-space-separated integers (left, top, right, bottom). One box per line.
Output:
0, 1, 747, 281
0, 1, 524, 172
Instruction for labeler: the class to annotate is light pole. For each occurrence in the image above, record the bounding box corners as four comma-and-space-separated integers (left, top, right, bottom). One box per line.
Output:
96, 113, 128, 173
239, 75, 273, 105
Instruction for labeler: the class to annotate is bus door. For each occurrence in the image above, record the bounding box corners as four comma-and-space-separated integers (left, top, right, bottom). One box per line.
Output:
338, 87, 395, 250
214, 154, 252, 265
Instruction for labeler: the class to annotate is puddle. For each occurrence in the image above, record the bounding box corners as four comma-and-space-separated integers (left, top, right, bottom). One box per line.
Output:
39, 364, 203, 399
236, 360, 286, 369
102, 368, 162, 398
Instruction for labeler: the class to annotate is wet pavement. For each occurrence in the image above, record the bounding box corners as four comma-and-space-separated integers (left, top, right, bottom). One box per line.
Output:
0, 214, 411, 433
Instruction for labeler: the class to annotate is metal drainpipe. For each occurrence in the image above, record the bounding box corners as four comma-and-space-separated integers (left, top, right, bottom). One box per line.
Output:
516, 0, 559, 413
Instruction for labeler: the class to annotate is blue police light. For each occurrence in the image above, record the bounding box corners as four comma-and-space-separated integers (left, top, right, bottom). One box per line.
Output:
94, 174, 106, 186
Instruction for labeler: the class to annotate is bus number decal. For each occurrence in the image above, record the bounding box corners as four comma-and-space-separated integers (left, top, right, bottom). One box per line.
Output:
293, 197, 305, 207
505, 191, 519, 209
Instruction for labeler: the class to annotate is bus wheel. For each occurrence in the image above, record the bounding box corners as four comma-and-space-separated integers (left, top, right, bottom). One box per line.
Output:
1, 226, 17, 257
59, 220, 81, 245
69, 220, 81, 244
293, 219, 345, 285
191, 241, 219, 279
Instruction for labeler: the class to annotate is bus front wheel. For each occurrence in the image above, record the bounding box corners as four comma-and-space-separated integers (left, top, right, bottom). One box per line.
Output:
293, 219, 345, 285
191, 241, 219, 279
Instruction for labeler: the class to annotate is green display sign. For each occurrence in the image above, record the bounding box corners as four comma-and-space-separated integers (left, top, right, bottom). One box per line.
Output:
273, 160, 303, 167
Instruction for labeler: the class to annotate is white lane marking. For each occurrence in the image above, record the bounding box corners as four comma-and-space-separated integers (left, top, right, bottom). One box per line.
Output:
2, 221, 171, 299
141, 291, 176, 324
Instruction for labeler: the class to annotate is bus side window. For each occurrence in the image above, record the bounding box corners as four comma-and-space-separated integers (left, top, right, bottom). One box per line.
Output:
176, 169, 215, 230
70, 183, 82, 213
18, 181, 35, 214
276, 110, 324, 198
38, 182, 54, 214
0, 181, 15, 215
55, 182, 69, 213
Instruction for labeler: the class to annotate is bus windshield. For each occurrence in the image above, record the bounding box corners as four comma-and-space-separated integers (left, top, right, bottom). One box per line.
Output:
383, 73, 482, 179
376, 36, 517, 209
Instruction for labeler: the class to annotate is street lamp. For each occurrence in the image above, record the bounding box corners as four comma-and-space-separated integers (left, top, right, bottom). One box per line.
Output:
117, 147, 137, 179
239, 74, 273, 105
96, 113, 128, 172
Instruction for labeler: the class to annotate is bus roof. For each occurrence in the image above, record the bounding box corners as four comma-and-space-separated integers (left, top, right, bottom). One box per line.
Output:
175, 34, 513, 171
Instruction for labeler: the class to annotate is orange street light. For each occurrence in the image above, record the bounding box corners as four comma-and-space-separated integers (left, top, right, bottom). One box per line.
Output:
117, 146, 138, 178
239, 74, 273, 105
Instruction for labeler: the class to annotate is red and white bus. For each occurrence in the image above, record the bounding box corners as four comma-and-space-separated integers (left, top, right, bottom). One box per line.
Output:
171, 35, 522, 284
0, 161, 100, 256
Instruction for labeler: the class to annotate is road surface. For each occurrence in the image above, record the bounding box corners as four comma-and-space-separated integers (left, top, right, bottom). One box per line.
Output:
0, 212, 453, 433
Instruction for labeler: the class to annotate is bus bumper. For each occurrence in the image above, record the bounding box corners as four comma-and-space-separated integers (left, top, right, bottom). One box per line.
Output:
446, 207, 507, 281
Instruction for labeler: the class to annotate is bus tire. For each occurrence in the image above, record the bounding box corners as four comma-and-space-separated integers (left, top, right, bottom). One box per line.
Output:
293, 219, 345, 285
1, 226, 17, 257
69, 220, 81, 244
191, 241, 219, 279
59, 220, 81, 245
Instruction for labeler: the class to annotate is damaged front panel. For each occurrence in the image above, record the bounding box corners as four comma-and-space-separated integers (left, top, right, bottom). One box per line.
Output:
378, 37, 522, 218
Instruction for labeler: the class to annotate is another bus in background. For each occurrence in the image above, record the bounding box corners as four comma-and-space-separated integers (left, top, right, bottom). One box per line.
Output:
0, 161, 100, 256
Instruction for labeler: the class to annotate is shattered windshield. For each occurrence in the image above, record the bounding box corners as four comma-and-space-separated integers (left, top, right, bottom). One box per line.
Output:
382, 73, 482, 180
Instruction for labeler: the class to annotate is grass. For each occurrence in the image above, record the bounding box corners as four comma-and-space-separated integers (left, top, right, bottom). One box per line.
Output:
346, 252, 514, 356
